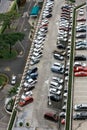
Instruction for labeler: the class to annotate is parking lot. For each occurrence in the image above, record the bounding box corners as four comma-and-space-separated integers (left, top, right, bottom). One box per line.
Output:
72, 5, 87, 130
11, 1, 87, 130
13, 0, 66, 130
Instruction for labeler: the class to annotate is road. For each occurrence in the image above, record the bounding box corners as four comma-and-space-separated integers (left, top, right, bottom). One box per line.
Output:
0, 0, 35, 130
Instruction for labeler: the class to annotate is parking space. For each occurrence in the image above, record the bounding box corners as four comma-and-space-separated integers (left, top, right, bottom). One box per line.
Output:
72, 4, 87, 130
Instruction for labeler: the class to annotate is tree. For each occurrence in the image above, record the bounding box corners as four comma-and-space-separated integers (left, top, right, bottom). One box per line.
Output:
0, 32, 25, 54
0, 10, 20, 29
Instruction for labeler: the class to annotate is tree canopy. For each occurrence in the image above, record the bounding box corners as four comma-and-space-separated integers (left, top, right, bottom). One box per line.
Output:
0, 32, 25, 45
0, 10, 20, 28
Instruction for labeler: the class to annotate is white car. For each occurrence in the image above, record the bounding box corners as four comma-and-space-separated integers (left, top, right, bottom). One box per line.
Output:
52, 76, 63, 84
50, 84, 63, 90
50, 81, 59, 87
33, 48, 43, 53
74, 62, 86, 67
62, 105, 67, 111
49, 88, 61, 95
54, 62, 64, 68
79, 9, 84, 15
74, 104, 87, 111
63, 92, 68, 98
11, 75, 16, 85
24, 91, 33, 96
59, 112, 66, 118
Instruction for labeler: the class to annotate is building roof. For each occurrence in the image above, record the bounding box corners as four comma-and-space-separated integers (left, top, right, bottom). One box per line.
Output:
30, 5, 40, 16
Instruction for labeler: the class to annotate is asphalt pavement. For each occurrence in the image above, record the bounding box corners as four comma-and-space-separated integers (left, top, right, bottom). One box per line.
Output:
0, 0, 35, 130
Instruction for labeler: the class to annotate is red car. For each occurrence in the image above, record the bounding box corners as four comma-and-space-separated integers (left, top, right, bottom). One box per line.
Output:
59, 27, 69, 31
74, 71, 87, 77
62, 9, 70, 12
61, 118, 65, 125
74, 66, 87, 72
44, 112, 58, 122
76, 18, 86, 22
19, 96, 33, 107
40, 23, 48, 28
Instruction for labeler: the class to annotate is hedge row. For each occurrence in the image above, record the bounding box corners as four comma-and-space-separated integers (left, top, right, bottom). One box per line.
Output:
7, 109, 17, 130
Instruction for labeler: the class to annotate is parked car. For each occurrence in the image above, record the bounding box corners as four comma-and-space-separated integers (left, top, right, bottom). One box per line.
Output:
62, 105, 67, 112
59, 112, 66, 118
30, 58, 40, 65
61, 118, 65, 124
19, 96, 33, 107
79, 9, 84, 16
44, 112, 58, 122
75, 45, 87, 50
74, 62, 86, 67
74, 104, 87, 111
74, 66, 87, 72
51, 66, 64, 74
27, 67, 38, 75
74, 55, 86, 61
52, 76, 64, 84
76, 34, 86, 39
49, 88, 61, 95
57, 44, 66, 50
23, 91, 33, 96
73, 112, 87, 120
11, 75, 16, 85
76, 18, 86, 22
49, 94, 62, 102
46, 13, 52, 18
53, 53, 64, 61
74, 71, 87, 77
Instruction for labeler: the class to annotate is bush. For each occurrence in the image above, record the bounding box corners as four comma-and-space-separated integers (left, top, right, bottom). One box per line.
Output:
19, 122, 23, 127
26, 122, 30, 127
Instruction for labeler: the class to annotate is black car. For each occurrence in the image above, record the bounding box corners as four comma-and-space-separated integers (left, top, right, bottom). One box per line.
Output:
57, 44, 66, 50
51, 66, 64, 74
76, 34, 86, 39
27, 67, 38, 75
76, 29, 86, 32
73, 112, 87, 120
49, 94, 62, 102
74, 55, 86, 61
30, 72, 38, 79
46, 14, 52, 18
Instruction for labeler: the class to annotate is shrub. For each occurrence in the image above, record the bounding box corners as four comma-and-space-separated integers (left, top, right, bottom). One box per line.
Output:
19, 122, 23, 127
26, 122, 30, 127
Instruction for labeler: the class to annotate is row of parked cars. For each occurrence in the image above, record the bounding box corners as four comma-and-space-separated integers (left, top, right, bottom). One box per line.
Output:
44, 4, 73, 125
57, 4, 73, 125
18, 0, 55, 107
19, 67, 38, 107
30, 0, 54, 65
73, 7, 87, 120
